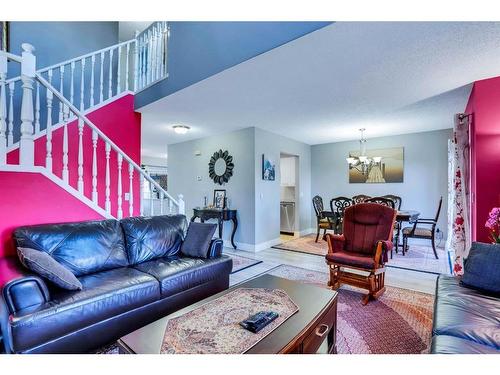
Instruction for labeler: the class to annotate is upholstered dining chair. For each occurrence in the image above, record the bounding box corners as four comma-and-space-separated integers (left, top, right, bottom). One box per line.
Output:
325, 203, 396, 305
402, 196, 443, 259
329, 197, 355, 234
312, 195, 335, 242
352, 194, 371, 204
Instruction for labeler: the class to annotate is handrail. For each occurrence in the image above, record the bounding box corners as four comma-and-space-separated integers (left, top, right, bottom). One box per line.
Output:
6, 39, 136, 84
1, 51, 22, 63
35, 72, 179, 208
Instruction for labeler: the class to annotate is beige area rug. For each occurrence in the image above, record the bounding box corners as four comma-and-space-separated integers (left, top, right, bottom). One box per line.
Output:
267, 264, 434, 354
273, 234, 449, 274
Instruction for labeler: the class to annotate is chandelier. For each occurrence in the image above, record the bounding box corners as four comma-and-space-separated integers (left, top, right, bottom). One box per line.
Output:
346, 128, 382, 176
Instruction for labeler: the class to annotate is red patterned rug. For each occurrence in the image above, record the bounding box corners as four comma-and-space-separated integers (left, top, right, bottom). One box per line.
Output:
267, 265, 434, 354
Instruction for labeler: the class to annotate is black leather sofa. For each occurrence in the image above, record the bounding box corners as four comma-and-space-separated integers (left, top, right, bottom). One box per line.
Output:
431, 275, 500, 354
0, 215, 232, 354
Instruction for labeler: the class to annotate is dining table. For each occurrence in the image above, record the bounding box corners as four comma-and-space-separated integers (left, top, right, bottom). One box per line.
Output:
394, 210, 420, 252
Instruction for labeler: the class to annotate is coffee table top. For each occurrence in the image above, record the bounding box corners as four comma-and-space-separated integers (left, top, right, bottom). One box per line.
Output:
118, 274, 337, 354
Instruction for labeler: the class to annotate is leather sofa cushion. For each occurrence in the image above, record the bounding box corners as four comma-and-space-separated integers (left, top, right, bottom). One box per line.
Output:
120, 215, 188, 265
433, 275, 500, 349
134, 255, 232, 298
325, 251, 375, 269
9, 267, 160, 353
431, 335, 500, 354
14, 220, 128, 277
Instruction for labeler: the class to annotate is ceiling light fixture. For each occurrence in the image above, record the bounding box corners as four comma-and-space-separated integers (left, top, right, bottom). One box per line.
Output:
346, 128, 383, 176
172, 125, 190, 135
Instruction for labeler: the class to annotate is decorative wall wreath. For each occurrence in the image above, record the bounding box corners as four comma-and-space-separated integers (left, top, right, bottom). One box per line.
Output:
208, 149, 234, 185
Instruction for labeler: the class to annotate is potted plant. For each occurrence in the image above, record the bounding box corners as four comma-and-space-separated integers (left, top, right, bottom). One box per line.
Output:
485, 207, 500, 243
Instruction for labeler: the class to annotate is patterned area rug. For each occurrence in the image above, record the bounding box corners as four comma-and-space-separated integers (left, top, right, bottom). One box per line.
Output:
273, 234, 449, 274
227, 254, 262, 274
267, 264, 434, 354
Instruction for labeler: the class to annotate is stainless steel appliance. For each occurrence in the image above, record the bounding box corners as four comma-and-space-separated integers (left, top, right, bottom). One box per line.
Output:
280, 201, 295, 234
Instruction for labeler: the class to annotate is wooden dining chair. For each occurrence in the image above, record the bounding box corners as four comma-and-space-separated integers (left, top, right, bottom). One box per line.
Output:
312, 195, 335, 242
329, 197, 355, 234
352, 194, 371, 204
382, 195, 402, 210
402, 196, 443, 259
364, 197, 395, 209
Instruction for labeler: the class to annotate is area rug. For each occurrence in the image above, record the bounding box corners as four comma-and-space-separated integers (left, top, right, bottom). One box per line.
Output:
227, 254, 262, 274
273, 234, 449, 274
161, 288, 299, 354
267, 264, 434, 354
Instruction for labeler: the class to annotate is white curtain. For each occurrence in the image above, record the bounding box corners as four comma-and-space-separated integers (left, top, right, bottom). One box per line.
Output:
446, 114, 471, 275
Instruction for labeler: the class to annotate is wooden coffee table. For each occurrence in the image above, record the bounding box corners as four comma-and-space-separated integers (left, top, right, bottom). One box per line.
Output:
117, 274, 338, 354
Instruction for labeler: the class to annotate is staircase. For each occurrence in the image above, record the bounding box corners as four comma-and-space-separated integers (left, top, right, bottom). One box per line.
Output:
0, 21, 184, 221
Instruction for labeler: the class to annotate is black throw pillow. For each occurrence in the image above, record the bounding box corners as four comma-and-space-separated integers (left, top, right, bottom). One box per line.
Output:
181, 222, 217, 258
461, 242, 500, 294
17, 247, 83, 290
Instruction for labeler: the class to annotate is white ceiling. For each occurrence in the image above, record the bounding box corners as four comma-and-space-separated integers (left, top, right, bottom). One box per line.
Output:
118, 22, 152, 42
139, 22, 500, 159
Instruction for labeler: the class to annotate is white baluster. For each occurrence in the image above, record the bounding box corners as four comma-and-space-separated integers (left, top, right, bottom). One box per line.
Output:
125, 43, 130, 92
99, 52, 104, 103
19, 44, 36, 166
160, 191, 164, 215
148, 31, 153, 84
7, 81, 14, 146
156, 25, 162, 80
151, 27, 157, 82
77, 118, 84, 193
91, 130, 98, 203
90, 55, 95, 107
128, 163, 134, 217
105, 142, 111, 213
70, 61, 75, 105
108, 48, 113, 99
0, 54, 6, 165
58, 65, 65, 123
169, 198, 173, 214
117, 153, 123, 219
141, 36, 147, 88
117, 45, 121, 93
134, 32, 139, 91
140, 172, 145, 216
150, 184, 154, 216
45, 74, 53, 171
62, 105, 69, 182
165, 23, 170, 77
34, 81, 40, 133
80, 58, 85, 111
178, 194, 185, 215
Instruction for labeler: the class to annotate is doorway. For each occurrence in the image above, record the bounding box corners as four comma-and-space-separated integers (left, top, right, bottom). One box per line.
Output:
279, 153, 299, 244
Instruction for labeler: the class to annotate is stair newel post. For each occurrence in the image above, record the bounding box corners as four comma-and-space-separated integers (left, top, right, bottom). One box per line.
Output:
99, 51, 104, 104
58, 65, 64, 123
61, 104, 69, 183
77, 118, 84, 193
160, 191, 164, 215
91, 130, 98, 203
108, 48, 113, 99
125, 43, 130, 92
34, 81, 40, 133
80, 58, 85, 111
105, 141, 111, 213
90, 55, 95, 107
128, 162, 134, 217
7, 81, 14, 146
117, 45, 121, 93
70, 61, 75, 106
19, 43, 36, 167
0, 53, 7, 165
45, 73, 53, 171
117, 153, 123, 219
134, 31, 139, 91
178, 194, 185, 215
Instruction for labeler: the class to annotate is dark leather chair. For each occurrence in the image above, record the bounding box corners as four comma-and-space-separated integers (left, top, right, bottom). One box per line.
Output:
325, 203, 396, 305
402, 196, 443, 258
312, 195, 335, 242
329, 197, 355, 234
0, 215, 232, 353
352, 194, 371, 204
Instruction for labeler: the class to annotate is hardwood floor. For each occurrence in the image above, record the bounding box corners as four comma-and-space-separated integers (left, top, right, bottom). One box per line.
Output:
226, 246, 438, 295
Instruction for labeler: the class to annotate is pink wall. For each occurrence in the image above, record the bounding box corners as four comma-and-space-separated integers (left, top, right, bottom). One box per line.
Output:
0, 171, 105, 257
466, 77, 500, 242
7, 94, 142, 219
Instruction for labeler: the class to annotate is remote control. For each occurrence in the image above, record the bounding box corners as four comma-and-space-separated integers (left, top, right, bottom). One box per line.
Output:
240, 311, 279, 333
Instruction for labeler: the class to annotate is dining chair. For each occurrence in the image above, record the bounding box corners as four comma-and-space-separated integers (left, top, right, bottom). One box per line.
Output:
402, 196, 443, 259
382, 194, 402, 210
381, 195, 403, 253
364, 197, 395, 209
329, 197, 355, 234
312, 195, 335, 242
352, 194, 371, 204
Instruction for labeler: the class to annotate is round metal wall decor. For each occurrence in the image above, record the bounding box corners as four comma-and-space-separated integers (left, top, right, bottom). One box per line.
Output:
208, 149, 234, 185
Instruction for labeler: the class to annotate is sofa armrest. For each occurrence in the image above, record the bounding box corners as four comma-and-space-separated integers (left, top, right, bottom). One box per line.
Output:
207, 238, 224, 258
2, 276, 50, 315
326, 234, 345, 254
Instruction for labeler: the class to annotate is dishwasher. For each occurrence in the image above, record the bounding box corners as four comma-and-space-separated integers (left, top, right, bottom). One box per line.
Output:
280, 202, 295, 234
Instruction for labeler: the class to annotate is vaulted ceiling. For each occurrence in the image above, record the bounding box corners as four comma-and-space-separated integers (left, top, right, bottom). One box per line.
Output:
139, 22, 500, 160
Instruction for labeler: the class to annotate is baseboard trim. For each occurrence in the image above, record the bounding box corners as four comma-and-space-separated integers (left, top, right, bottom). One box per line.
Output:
224, 237, 282, 253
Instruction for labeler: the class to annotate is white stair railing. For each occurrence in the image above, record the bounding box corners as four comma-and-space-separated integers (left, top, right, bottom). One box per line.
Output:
0, 42, 182, 218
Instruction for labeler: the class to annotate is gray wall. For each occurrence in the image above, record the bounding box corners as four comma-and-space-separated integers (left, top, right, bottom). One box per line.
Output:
254, 128, 312, 245
311, 129, 452, 239
168, 128, 256, 246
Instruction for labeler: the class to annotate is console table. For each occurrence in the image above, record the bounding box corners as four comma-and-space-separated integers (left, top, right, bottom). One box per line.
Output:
190, 208, 238, 249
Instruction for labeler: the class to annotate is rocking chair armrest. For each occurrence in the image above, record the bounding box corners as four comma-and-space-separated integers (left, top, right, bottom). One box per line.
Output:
374, 240, 393, 266
326, 234, 345, 254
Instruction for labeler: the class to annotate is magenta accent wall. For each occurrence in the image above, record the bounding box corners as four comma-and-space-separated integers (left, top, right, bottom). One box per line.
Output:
465, 77, 500, 242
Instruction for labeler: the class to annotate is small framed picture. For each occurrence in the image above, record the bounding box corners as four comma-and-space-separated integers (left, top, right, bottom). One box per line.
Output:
213, 189, 226, 209
262, 154, 276, 181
